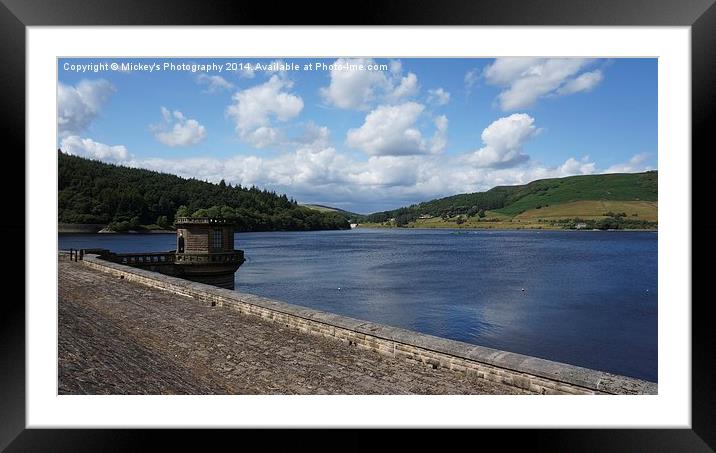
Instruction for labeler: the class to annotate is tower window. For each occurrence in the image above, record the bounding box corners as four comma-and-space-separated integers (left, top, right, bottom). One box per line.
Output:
212, 229, 223, 250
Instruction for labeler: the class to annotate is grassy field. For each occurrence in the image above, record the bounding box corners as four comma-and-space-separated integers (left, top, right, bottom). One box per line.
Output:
514, 200, 658, 222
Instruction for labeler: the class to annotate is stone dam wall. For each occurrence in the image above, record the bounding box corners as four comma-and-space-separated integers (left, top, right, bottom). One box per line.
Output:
75, 253, 657, 395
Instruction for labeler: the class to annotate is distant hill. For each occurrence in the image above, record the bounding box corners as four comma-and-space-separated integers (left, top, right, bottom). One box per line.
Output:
58, 151, 350, 232
300, 204, 366, 222
490, 171, 657, 216
363, 171, 657, 230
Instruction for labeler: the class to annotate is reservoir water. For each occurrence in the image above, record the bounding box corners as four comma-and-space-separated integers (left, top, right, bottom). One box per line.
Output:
59, 228, 658, 381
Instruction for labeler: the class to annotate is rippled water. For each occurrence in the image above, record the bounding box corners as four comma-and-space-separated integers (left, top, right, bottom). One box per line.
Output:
59, 228, 658, 381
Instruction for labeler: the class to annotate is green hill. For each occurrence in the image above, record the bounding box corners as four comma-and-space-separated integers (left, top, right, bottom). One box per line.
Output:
363, 171, 657, 229
58, 151, 350, 232
491, 171, 657, 216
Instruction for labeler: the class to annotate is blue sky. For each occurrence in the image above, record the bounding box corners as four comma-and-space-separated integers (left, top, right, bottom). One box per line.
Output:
57, 57, 657, 213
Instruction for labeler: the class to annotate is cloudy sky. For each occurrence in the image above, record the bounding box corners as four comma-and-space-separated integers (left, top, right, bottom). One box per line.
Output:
57, 57, 656, 213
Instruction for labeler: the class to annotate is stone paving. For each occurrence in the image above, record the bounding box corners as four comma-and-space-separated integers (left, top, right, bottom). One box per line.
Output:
58, 260, 522, 395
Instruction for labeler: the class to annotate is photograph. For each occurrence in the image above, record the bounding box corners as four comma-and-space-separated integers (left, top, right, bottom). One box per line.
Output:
4, 0, 709, 446
57, 56, 658, 396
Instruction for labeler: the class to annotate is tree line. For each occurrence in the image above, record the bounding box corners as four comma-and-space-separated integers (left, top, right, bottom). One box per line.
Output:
365, 191, 507, 225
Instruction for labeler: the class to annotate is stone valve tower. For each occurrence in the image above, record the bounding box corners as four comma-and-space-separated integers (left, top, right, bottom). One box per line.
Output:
172, 217, 245, 289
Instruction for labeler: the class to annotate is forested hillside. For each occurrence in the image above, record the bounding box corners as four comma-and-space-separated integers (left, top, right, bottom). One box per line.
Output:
58, 151, 349, 232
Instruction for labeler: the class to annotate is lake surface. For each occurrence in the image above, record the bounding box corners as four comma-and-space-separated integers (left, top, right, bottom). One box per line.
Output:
59, 228, 658, 381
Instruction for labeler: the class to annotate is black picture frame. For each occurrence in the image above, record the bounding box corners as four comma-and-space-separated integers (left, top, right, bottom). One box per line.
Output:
2, 0, 712, 450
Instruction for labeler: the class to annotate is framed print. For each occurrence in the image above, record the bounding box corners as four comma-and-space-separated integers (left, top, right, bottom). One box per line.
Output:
3, 0, 713, 450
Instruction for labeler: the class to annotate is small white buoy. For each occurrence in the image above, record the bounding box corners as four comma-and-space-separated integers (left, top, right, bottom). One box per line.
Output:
338, 287, 341, 291
521, 288, 525, 292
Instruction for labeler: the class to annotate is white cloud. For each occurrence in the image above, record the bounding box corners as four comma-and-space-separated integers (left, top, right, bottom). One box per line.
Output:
483, 58, 542, 85
556, 70, 604, 96
484, 58, 603, 110
430, 115, 448, 154
278, 147, 350, 187
57, 79, 115, 136
467, 113, 539, 168
427, 88, 451, 106
554, 156, 597, 176
605, 153, 653, 173
226, 75, 304, 148
60, 135, 130, 163
245, 127, 282, 149
152, 107, 207, 147
346, 102, 434, 156
237, 65, 255, 79
294, 123, 331, 151
196, 74, 234, 94
349, 156, 422, 188
320, 58, 419, 110
464, 68, 480, 93
320, 58, 391, 110
387, 72, 419, 102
